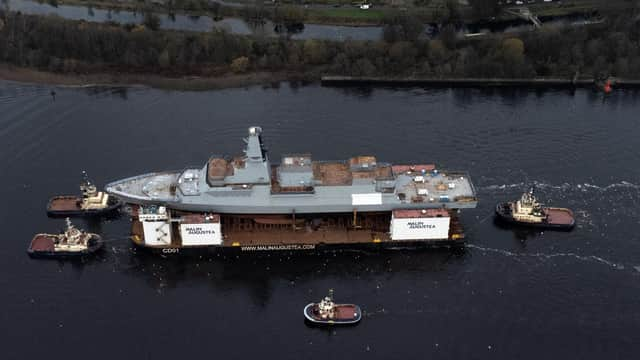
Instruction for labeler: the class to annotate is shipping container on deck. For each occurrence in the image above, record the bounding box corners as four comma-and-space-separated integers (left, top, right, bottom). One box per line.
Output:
390, 209, 451, 241
179, 214, 222, 246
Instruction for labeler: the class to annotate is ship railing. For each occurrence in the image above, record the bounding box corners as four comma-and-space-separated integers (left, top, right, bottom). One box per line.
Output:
106, 171, 181, 188
105, 172, 157, 189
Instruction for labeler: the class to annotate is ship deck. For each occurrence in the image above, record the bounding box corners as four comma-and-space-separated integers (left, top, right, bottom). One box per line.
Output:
48, 197, 81, 211
107, 172, 179, 202
109, 170, 478, 213
545, 208, 575, 225
30, 235, 56, 251
131, 211, 465, 248
333, 305, 359, 319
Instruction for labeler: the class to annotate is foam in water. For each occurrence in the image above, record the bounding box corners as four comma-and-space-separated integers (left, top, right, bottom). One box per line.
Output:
466, 244, 628, 272
480, 181, 640, 193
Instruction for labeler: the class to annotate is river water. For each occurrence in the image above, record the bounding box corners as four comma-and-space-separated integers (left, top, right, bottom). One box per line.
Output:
1, 80, 639, 359
6, 0, 384, 40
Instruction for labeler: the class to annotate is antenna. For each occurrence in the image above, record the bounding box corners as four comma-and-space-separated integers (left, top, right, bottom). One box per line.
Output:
81, 170, 91, 186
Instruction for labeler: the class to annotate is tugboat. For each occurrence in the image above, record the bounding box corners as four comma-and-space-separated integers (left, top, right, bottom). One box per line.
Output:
304, 290, 362, 325
27, 218, 103, 258
47, 172, 122, 217
495, 188, 575, 230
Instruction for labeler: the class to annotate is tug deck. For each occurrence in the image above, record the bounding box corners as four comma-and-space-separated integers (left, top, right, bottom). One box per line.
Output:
48, 196, 82, 211
544, 208, 575, 225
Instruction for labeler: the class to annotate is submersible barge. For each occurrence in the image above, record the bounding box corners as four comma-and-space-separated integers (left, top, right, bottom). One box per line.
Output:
106, 127, 478, 253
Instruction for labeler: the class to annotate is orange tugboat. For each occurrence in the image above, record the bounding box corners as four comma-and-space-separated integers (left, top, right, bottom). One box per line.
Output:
495, 188, 575, 230
27, 218, 103, 259
304, 290, 362, 325
47, 172, 122, 217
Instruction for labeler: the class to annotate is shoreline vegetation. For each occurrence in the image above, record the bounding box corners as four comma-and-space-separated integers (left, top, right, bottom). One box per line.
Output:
5, 64, 640, 91
1, 3, 640, 91
0, 64, 308, 89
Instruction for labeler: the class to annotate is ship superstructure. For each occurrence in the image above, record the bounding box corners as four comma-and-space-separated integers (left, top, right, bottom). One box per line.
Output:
106, 127, 478, 252
511, 189, 545, 223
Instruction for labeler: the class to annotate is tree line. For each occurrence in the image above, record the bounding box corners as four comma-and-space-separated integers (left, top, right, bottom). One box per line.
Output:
1, 10, 639, 80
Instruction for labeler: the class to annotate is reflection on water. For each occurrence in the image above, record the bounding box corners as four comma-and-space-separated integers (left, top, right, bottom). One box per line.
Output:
113, 249, 465, 302
331, 86, 375, 99
492, 217, 544, 242
79, 86, 130, 99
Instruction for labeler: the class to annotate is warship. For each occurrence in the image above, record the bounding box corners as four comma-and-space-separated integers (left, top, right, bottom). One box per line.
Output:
105, 127, 478, 253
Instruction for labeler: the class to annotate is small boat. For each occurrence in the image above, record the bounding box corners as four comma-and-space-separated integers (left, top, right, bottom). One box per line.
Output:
304, 290, 362, 325
28, 218, 103, 258
495, 188, 575, 230
47, 172, 122, 217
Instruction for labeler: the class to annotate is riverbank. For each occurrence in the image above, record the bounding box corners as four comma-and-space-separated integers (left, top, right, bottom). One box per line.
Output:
0, 64, 309, 90
320, 76, 640, 88
5, 64, 639, 92
49, 0, 388, 26
3, 9, 640, 92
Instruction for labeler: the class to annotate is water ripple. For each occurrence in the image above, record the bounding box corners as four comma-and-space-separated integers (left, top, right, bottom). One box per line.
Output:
466, 244, 629, 272
479, 181, 640, 192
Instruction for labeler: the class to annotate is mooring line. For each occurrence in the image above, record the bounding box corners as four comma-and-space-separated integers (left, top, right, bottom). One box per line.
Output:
462, 209, 497, 236
99, 236, 131, 244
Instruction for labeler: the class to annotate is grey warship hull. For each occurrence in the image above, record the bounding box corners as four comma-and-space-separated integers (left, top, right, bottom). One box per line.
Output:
106, 127, 478, 252
107, 169, 478, 214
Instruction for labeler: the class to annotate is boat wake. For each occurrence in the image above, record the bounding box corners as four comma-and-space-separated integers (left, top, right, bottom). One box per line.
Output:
363, 308, 387, 318
480, 182, 527, 191
479, 181, 640, 193
477, 180, 640, 234
465, 243, 631, 272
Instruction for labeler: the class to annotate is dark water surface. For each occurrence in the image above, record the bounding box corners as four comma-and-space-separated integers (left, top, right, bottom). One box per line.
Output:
1, 81, 639, 359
